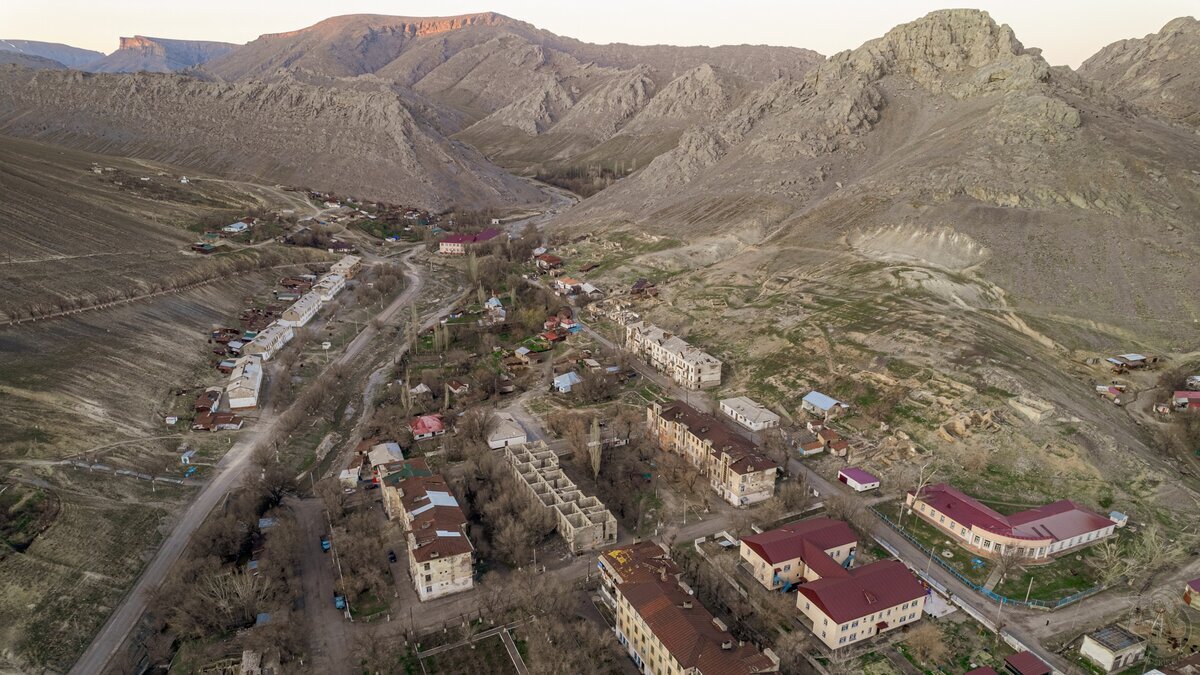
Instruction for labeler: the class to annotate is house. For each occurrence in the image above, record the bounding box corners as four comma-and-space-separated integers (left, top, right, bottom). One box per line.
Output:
447, 380, 469, 396
279, 291, 323, 328
1172, 390, 1200, 411
409, 382, 432, 396
907, 483, 1118, 560
367, 442, 405, 469
796, 559, 926, 650
222, 221, 251, 234
330, 255, 362, 279
192, 411, 243, 431
387, 459, 474, 601
647, 401, 779, 506
739, 518, 857, 591
1185, 578, 1200, 609
1003, 651, 1051, 675
226, 356, 264, 411
242, 322, 294, 361
535, 253, 563, 270
801, 391, 848, 418
555, 277, 582, 295
792, 430, 826, 456
720, 397, 781, 432
191, 242, 217, 254
409, 414, 446, 441
580, 283, 604, 299
554, 371, 583, 393
1079, 625, 1146, 673
597, 540, 681, 610
503, 442, 618, 553
194, 388, 221, 413
339, 456, 363, 487
625, 321, 722, 390
313, 273, 345, 301
630, 278, 658, 296
838, 467, 880, 492
487, 413, 527, 450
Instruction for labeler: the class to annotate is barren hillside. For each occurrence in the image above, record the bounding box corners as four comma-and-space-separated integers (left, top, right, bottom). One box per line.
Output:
85, 36, 239, 73
1080, 16, 1200, 127
0, 67, 544, 210
559, 9, 1200, 346
0, 39, 103, 68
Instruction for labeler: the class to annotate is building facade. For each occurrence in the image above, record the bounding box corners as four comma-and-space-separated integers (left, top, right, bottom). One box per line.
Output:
738, 518, 857, 590
647, 401, 778, 506
503, 442, 617, 553
226, 356, 263, 410
796, 561, 926, 650
906, 483, 1118, 560
719, 397, 781, 432
625, 321, 722, 390
280, 291, 323, 327
330, 255, 362, 279
242, 322, 294, 361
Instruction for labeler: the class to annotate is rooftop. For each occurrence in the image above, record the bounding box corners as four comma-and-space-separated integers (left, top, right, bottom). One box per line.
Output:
599, 541, 679, 585
802, 391, 843, 412
720, 396, 781, 426
1003, 651, 1051, 675
839, 467, 879, 484
797, 560, 925, 625
657, 401, 778, 474
912, 483, 1113, 543
741, 518, 856, 579
1086, 625, 1144, 652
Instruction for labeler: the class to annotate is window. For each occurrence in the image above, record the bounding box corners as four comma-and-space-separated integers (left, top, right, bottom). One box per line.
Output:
973, 535, 981, 544
425, 586, 432, 593
425, 574, 431, 582
841, 625, 847, 632
850, 633, 857, 641
823, 618, 828, 626
784, 564, 792, 571
805, 602, 810, 610
839, 637, 846, 644
424, 563, 430, 571
851, 620, 859, 628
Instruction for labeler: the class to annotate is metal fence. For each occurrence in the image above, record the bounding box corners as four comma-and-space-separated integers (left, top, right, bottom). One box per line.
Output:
872, 507, 1104, 610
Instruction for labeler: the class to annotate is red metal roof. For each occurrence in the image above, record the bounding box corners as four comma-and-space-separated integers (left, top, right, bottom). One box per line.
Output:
838, 467, 879, 485
1004, 651, 1051, 675
913, 484, 1112, 543
965, 668, 999, 675
1187, 577, 1200, 593
741, 518, 856, 568
796, 560, 925, 624
409, 414, 445, 436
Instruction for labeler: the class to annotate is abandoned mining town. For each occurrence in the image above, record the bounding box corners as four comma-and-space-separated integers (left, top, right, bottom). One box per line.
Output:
16, 183, 1187, 675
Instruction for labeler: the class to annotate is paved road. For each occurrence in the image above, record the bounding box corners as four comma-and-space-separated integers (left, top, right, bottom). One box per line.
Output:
70, 249, 429, 675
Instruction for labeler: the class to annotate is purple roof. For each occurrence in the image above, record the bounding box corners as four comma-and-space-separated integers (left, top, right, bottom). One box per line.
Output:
839, 467, 879, 484
440, 233, 474, 244
473, 228, 502, 242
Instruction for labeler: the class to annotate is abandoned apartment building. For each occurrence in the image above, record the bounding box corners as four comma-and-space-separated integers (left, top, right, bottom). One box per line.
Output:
646, 401, 779, 506
503, 442, 618, 554
624, 321, 722, 390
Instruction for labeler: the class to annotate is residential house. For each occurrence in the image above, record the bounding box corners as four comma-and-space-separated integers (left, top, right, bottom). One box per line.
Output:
1079, 625, 1146, 674
487, 413, 527, 450
720, 397, 781, 432
796, 560, 926, 650
739, 518, 857, 591
384, 459, 474, 601
503, 442, 617, 553
222, 221, 250, 234
438, 233, 474, 256
226, 356, 264, 411
801, 391, 848, 418
556, 277, 583, 295
535, 253, 563, 271
192, 411, 243, 431
339, 456, 363, 488
580, 283, 604, 299
601, 541, 780, 674
838, 467, 880, 492
330, 255, 362, 279
554, 371, 583, 393
647, 401, 779, 506
625, 321, 722, 390
279, 291, 323, 328
242, 322, 294, 361
1003, 651, 1051, 675
367, 442, 405, 470
1173, 391, 1200, 411
906, 483, 1118, 560
630, 278, 658, 297
447, 380, 469, 396
409, 414, 446, 441
194, 388, 221, 414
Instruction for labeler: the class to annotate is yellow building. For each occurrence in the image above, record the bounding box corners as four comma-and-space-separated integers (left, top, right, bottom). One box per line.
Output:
738, 518, 857, 590
796, 560, 926, 650
382, 458, 474, 601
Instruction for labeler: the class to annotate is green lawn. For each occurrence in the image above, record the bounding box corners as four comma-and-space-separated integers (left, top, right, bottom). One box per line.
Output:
993, 549, 1102, 602
875, 501, 991, 585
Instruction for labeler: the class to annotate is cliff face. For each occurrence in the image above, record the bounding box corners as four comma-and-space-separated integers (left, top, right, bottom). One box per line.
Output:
1080, 16, 1200, 127
85, 36, 239, 73
0, 68, 543, 210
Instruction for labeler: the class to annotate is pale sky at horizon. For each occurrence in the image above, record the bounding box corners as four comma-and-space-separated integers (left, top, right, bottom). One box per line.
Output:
3, 1, 1197, 67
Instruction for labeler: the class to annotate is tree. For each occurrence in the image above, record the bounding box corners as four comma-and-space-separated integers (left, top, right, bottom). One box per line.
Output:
564, 417, 589, 468
905, 622, 949, 665
588, 417, 603, 479
897, 460, 937, 528
824, 493, 874, 537
992, 545, 1025, 586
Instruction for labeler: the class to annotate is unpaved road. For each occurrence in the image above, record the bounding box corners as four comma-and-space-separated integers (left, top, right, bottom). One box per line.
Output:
70, 249, 428, 675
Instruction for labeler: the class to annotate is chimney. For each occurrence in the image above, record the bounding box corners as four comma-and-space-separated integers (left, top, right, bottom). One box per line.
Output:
659, 566, 667, 581
720, 640, 733, 650
679, 601, 693, 609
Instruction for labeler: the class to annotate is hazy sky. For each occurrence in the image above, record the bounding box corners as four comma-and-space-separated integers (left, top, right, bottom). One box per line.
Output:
3, 1, 1196, 66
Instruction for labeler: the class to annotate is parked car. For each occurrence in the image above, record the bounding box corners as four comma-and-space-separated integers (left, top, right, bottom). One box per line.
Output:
320, 535, 331, 552
333, 594, 346, 610
387, 550, 397, 563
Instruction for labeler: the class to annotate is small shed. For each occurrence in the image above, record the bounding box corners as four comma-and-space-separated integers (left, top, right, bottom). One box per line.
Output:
554, 371, 583, 393
801, 391, 848, 417
1079, 625, 1146, 673
1003, 651, 1050, 675
838, 467, 880, 492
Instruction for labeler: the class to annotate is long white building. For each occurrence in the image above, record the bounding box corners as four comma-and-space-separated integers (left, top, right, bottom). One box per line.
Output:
279, 291, 323, 327
625, 321, 721, 390
313, 273, 345, 301
242, 322, 294, 361
226, 356, 264, 410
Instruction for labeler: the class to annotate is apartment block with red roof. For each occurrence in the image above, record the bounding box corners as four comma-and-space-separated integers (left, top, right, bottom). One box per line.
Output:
906, 483, 1118, 560
601, 541, 780, 674
738, 518, 857, 590
390, 458, 474, 601
796, 559, 927, 650
647, 401, 779, 507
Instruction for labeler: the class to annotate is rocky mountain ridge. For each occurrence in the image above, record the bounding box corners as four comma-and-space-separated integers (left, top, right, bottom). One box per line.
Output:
0, 39, 104, 68
85, 36, 239, 73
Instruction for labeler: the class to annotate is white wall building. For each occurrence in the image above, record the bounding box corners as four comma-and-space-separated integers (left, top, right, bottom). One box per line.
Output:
279, 291, 323, 327
242, 322, 294, 361
487, 413, 528, 450
720, 396, 781, 432
226, 356, 264, 410
313, 273, 345, 301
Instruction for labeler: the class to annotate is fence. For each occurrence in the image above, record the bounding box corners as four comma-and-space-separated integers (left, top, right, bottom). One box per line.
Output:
872, 506, 1105, 611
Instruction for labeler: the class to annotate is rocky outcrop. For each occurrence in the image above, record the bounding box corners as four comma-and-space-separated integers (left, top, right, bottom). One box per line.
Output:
85, 36, 238, 73
1080, 16, 1200, 127
0, 39, 103, 68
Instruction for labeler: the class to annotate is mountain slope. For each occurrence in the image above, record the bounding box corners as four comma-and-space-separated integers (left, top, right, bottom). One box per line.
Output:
0, 68, 542, 210
1079, 16, 1200, 127
559, 9, 1200, 345
0, 39, 103, 68
85, 36, 239, 73
0, 51, 65, 69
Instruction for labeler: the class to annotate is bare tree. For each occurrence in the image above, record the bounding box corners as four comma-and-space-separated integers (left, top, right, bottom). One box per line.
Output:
905, 622, 949, 665
588, 417, 603, 479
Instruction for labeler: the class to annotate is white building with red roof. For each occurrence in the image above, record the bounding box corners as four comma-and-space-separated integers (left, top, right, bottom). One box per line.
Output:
409, 414, 446, 441
907, 483, 1118, 560
797, 560, 927, 650
739, 518, 857, 591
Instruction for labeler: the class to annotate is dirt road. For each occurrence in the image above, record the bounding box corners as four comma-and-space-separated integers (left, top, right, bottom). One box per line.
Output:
70, 249, 428, 675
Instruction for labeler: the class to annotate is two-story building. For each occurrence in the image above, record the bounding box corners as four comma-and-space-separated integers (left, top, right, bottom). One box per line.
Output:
279, 291, 323, 327
738, 518, 857, 590
625, 321, 722, 390
906, 483, 1119, 560
647, 401, 778, 506
796, 560, 927, 650
330, 255, 362, 279
241, 322, 294, 361
383, 458, 474, 601
720, 397, 781, 432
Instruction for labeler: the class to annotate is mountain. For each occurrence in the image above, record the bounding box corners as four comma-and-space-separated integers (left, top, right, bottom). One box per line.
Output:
85, 36, 239, 73
204, 13, 823, 173
558, 9, 1200, 345
0, 51, 65, 70
1079, 16, 1200, 127
0, 39, 103, 68
0, 68, 543, 210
